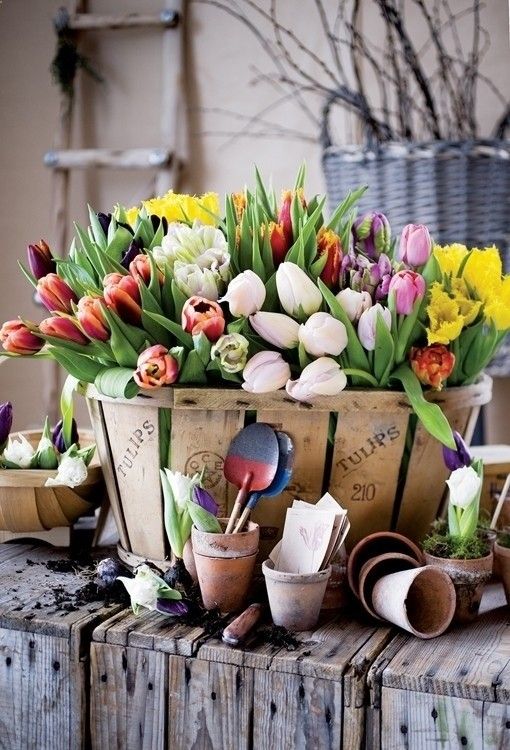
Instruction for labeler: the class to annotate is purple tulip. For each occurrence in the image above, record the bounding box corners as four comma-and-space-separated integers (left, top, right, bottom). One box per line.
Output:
156, 598, 189, 616
388, 270, 426, 315
399, 224, 432, 267
442, 431, 472, 471
97, 212, 112, 235
27, 240, 56, 280
150, 214, 168, 234
0, 401, 13, 451
121, 238, 144, 270
192, 486, 219, 516
52, 418, 79, 453
353, 212, 391, 259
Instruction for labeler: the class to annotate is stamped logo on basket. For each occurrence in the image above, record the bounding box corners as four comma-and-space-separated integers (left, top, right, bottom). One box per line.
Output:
115, 420, 155, 478
335, 425, 401, 479
185, 451, 225, 489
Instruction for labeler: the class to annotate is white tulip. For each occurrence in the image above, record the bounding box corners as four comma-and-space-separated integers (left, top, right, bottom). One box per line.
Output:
249, 311, 299, 349
45, 455, 88, 488
336, 288, 372, 322
276, 262, 322, 319
117, 565, 166, 613
298, 312, 348, 358
286, 357, 347, 402
3, 433, 35, 468
357, 303, 392, 351
174, 262, 225, 301
153, 220, 229, 272
221, 270, 266, 317
162, 468, 200, 512
446, 466, 482, 509
242, 351, 291, 393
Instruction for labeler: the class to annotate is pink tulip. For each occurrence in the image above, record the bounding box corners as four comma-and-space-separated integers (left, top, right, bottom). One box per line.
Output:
399, 224, 432, 267
134, 345, 179, 389
357, 304, 392, 351
39, 316, 89, 344
37, 274, 77, 313
388, 270, 426, 315
0, 320, 43, 354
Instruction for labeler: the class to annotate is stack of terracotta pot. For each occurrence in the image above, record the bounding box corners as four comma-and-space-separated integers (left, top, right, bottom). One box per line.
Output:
348, 532, 457, 639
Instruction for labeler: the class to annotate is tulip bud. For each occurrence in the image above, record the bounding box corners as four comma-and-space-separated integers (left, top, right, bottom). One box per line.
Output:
37, 273, 77, 313
222, 270, 266, 317
150, 214, 168, 234
129, 254, 163, 285
77, 296, 110, 342
265, 222, 289, 267
410, 344, 455, 390
134, 345, 179, 390
357, 303, 392, 351
0, 320, 43, 355
39, 316, 89, 345
181, 296, 225, 342
97, 212, 112, 235
388, 270, 426, 315
249, 311, 299, 349
0, 402, 13, 452
2, 433, 35, 468
399, 224, 432, 267
27, 240, 56, 280
446, 466, 482, 510
121, 238, 144, 270
33, 417, 59, 470
242, 351, 291, 393
52, 418, 79, 453
353, 212, 391, 259
442, 431, 472, 472
278, 189, 306, 247
286, 357, 347, 402
211, 333, 249, 373
276, 262, 322, 319
104, 273, 142, 326
336, 288, 372, 322
316, 228, 342, 288
232, 192, 247, 223
298, 312, 348, 358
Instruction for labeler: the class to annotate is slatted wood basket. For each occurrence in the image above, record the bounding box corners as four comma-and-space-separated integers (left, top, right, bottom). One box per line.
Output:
0, 430, 103, 533
85, 375, 491, 563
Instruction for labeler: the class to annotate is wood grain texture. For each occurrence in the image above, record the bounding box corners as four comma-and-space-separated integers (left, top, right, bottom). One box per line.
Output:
168, 656, 253, 750
90, 643, 167, 750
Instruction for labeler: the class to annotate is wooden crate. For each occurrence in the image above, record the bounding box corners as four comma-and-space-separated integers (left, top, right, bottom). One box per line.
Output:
90, 607, 392, 749
0, 542, 123, 750
366, 585, 510, 750
85, 375, 491, 561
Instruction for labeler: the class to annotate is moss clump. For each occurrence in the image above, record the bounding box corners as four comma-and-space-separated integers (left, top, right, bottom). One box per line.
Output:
422, 532, 489, 560
497, 532, 510, 549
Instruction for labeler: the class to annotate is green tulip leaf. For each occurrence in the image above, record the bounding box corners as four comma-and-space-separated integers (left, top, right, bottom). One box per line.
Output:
145, 311, 193, 349
94, 367, 139, 399
186, 499, 222, 533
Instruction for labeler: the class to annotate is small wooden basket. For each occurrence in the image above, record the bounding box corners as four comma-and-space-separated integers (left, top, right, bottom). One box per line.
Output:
0, 430, 104, 533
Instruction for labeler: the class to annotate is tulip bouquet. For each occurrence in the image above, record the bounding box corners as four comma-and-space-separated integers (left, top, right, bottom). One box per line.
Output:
2, 167, 509, 452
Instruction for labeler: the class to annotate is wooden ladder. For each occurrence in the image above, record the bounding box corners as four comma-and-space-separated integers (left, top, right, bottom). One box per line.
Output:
43, 1, 186, 419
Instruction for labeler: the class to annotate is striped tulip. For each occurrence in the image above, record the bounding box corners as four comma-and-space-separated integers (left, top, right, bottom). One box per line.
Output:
267, 222, 289, 266
134, 345, 179, 389
77, 296, 110, 341
39, 316, 89, 345
317, 228, 342, 288
181, 296, 225, 342
37, 274, 77, 313
0, 320, 43, 354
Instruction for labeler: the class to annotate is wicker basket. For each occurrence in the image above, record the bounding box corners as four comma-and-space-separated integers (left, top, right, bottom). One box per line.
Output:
0, 430, 104, 533
85, 375, 491, 564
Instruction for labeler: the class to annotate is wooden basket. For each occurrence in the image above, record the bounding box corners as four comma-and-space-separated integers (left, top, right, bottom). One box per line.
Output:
85, 375, 491, 562
0, 430, 104, 533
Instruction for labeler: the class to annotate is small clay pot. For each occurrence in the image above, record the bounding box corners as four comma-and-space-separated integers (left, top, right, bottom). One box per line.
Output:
371, 566, 456, 639
423, 551, 493, 624
358, 553, 421, 620
194, 551, 257, 613
262, 559, 331, 632
321, 560, 349, 611
191, 519, 259, 559
494, 542, 510, 605
348, 532, 424, 599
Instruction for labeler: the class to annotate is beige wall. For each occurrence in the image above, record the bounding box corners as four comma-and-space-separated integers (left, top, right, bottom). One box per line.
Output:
0, 0, 508, 437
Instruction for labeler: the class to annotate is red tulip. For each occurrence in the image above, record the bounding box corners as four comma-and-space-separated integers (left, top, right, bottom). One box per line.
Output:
134, 345, 179, 389
27, 239, 56, 280
77, 296, 110, 341
181, 296, 225, 342
129, 254, 163, 285
277, 189, 306, 248
410, 344, 455, 390
39, 316, 89, 345
104, 273, 142, 326
0, 320, 43, 354
37, 273, 77, 313
317, 228, 342, 288
267, 222, 289, 266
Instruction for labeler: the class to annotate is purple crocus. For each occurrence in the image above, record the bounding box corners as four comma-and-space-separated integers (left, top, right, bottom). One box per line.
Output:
442, 431, 472, 471
52, 418, 79, 453
0, 401, 13, 451
352, 212, 391, 259
156, 598, 189, 616
192, 486, 219, 516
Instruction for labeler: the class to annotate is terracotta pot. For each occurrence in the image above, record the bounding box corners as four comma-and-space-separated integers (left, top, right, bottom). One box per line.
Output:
191, 519, 259, 559
347, 532, 424, 599
494, 542, 510, 605
321, 560, 349, 611
262, 559, 331, 632
424, 551, 493, 624
194, 551, 257, 613
358, 553, 421, 620
371, 566, 456, 638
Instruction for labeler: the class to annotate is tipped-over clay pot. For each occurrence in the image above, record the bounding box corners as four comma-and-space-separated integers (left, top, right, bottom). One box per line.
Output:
358, 552, 421, 621
348, 531, 424, 599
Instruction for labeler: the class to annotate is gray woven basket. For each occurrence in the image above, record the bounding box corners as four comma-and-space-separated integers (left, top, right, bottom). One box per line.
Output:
322, 139, 510, 374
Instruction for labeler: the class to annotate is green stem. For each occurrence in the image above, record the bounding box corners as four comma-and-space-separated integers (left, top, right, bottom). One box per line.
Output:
343, 368, 379, 387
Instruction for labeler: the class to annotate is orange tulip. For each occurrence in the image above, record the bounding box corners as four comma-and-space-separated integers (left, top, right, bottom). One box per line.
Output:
103, 273, 142, 326
129, 254, 163, 285
277, 188, 306, 248
181, 296, 225, 342
266, 221, 289, 267
134, 345, 179, 389
37, 273, 77, 313
0, 320, 43, 354
410, 344, 455, 390
317, 227, 342, 288
77, 297, 110, 341
39, 316, 89, 345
